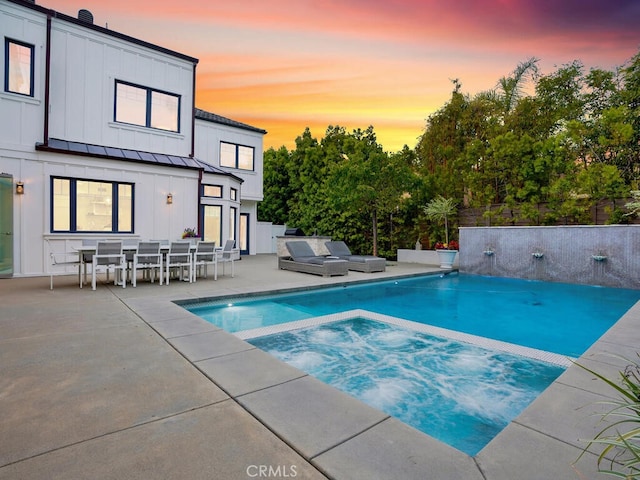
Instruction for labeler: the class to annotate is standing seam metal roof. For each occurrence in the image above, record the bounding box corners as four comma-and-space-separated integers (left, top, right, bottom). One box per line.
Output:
195, 108, 267, 135
36, 139, 244, 182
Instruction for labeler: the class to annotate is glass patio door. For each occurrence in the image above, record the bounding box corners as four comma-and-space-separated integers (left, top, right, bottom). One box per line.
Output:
0, 174, 14, 277
239, 213, 249, 255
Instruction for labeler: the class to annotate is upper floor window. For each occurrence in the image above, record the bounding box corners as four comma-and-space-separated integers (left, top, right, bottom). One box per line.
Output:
203, 185, 222, 198
114, 80, 180, 132
5, 38, 34, 96
51, 177, 134, 233
230, 188, 238, 201
220, 142, 254, 171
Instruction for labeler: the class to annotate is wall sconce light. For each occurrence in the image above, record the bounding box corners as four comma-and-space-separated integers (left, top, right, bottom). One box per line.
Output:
166, 193, 173, 204
16, 181, 24, 195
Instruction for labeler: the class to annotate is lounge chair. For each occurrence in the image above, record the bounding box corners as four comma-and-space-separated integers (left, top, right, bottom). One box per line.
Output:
279, 241, 348, 277
325, 241, 386, 273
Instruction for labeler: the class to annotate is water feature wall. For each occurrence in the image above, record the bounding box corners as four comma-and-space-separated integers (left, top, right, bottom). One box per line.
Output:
459, 225, 640, 289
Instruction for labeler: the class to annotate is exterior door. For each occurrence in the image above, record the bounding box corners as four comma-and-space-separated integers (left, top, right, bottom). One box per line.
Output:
239, 213, 249, 255
0, 174, 14, 277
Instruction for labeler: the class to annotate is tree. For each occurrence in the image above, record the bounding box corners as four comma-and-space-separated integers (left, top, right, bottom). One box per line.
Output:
625, 190, 640, 219
495, 57, 539, 116
261, 48, 640, 246
535, 61, 586, 134
423, 196, 457, 246
258, 146, 293, 224
327, 127, 413, 256
619, 51, 640, 186
286, 128, 331, 233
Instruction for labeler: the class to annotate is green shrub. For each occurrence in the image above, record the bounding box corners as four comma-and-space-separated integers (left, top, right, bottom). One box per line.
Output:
575, 354, 640, 478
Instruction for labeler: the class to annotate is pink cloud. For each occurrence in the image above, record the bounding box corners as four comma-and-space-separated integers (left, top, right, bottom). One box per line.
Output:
45, 0, 640, 151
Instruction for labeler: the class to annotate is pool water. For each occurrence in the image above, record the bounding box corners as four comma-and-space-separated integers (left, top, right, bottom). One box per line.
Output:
183, 274, 639, 456
248, 317, 565, 456
185, 273, 640, 357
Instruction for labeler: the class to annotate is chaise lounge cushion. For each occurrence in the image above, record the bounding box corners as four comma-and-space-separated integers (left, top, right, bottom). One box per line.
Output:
280, 241, 348, 277
325, 241, 386, 273
287, 241, 331, 263
325, 241, 352, 257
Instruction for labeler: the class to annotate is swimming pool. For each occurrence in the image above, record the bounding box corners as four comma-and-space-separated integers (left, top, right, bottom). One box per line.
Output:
247, 317, 565, 456
182, 273, 639, 456
184, 273, 640, 357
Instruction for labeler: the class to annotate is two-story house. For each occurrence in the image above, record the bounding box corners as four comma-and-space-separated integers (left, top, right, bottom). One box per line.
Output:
0, 0, 266, 278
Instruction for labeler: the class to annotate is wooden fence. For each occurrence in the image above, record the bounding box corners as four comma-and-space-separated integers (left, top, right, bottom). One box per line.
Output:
458, 199, 640, 227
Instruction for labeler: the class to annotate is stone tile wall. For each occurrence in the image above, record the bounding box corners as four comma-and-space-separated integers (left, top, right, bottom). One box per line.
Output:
459, 225, 640, 289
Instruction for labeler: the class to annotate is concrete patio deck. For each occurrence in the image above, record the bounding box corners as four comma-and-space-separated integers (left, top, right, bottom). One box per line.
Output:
1, 254, 639, 479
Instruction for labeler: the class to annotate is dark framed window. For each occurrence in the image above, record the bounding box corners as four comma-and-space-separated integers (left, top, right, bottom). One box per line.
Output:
202, 205, 222, 246
114, 80, 180, 132
203, 185, 223, 198
5, 38, 34, 96
51, 177, 134, 233
220, 142, 254, 171
230, 188, 237, 201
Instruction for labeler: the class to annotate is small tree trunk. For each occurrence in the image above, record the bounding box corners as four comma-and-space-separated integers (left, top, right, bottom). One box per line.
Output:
372, 209, 378, 257
444, 214, 449, 245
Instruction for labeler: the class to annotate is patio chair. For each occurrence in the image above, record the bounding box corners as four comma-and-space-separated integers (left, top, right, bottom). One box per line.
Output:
215, 239, 238, 279
80, 239, 97, 285
132, 241, 163, 287
47, 239, 82, 290
325, 241, 386, 273
91, 240, 126, 290
123, 238, 139, 280
192, 241, 217, 282
165, 241, 193, 285
279, 240, 348, 277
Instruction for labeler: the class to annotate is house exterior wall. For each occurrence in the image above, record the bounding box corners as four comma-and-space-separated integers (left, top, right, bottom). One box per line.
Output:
194, 119, 264, 201
0, 1, 47, 150
194, 118, 265, 255
1, 0, 265, 277
10, 151, 200, 276
48, 19, 195, 156
200, 171, 240, 247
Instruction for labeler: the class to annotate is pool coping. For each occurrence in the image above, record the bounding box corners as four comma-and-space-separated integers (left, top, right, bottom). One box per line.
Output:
236, 308, 573, 367
124, 270, 640, 479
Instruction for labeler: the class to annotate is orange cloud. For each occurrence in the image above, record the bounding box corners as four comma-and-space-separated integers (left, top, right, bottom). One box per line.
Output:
45, 0, 640, 153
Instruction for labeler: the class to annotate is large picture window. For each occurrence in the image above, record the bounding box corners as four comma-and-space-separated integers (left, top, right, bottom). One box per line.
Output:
5, 38, 34, 96
220, 142, 254, 171
115, 80, 180, 132
51, 177, 134, 233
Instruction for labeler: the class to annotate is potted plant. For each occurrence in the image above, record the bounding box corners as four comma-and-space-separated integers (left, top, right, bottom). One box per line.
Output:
424, 196, 458, 269
182, 227, 199, 244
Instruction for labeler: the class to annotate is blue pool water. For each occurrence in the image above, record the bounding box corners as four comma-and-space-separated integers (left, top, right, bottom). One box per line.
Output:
248, 318, 565, 456
185, 273, 640, 357
183, 274, 639, 456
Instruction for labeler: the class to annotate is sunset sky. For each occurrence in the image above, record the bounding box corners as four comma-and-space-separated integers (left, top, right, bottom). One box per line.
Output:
46, 0, 640, 152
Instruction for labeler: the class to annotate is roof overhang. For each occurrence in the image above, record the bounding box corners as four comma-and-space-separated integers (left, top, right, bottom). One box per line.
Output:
36, 139, 243, 183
